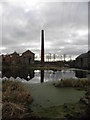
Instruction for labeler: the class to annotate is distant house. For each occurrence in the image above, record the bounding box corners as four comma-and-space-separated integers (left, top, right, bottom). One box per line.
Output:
2, 50, 35, 65
0, 55, 2, 65
75, 51, 88, 69
10, 52, 20, 64
2, 55, 11, 65
21, 50, 35, 64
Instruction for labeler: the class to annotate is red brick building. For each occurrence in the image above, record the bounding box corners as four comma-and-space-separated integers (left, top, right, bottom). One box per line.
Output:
10, 52, 20, 64
20, 50, 35, 64
0, 55, 2, 65
4, 55, 11, 65
2, 50, 35, 65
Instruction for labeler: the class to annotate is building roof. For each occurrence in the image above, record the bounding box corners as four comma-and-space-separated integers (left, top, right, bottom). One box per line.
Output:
10, 52, 19, 56
22, 50, 35, 55
76, 52, 88, 59
88, 50, 90, 55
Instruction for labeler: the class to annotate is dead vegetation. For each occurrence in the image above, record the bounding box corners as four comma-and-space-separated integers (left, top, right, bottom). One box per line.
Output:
2, 80, 33, 119
54, 78, 90, 88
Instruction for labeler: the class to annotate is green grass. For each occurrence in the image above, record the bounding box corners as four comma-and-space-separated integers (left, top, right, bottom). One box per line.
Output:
2, 79, 88, 120
24, 82, 86, 112
34, 103, 86, 119
24, 81, 87, 119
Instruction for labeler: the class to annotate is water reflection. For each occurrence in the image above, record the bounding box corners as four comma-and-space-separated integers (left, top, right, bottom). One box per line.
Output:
75, 70, 87, 78
2, 68, 34, 81
2, 68, 88, 83
0, 71, 2, 78
41, 70, 44, 83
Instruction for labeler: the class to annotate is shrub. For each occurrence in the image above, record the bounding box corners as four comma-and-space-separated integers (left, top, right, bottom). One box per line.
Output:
55, 78, 90, 88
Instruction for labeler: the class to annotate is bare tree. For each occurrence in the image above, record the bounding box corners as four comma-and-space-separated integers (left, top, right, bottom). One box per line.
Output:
53, 54, 56, 61
63, 54, 66, 62
69, 55, 72, 61
61, 55, 63, 61
49, 53, 51, 61
46, 54, 49, 62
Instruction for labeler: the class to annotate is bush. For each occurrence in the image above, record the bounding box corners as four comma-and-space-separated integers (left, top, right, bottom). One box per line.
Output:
55, 78, 90, 88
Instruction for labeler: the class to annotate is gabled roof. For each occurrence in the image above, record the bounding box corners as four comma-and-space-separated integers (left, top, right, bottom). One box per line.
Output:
88, 50, 90, 55
10, 51, 19, 56
76, 52, 88, 59
22, 50, 35, 55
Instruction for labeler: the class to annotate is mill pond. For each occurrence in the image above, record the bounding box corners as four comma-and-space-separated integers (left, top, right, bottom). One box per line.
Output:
1, 68, 89, 83
1, 67, 90, 120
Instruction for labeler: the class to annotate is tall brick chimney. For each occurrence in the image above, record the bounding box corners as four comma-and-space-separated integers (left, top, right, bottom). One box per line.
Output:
41, 30, 44, 63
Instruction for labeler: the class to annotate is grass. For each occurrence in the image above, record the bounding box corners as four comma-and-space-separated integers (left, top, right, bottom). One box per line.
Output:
2, 80, 33, 119
2, 78, 89, 120
54, 78, 90, 89
36, 103, 86, 119
24, 80, 88, 119
2, 80, 33, 104
33, 87, 90, 120
32, 87, 90, 120
24, 82, 86, 112
2, 64, 65, 71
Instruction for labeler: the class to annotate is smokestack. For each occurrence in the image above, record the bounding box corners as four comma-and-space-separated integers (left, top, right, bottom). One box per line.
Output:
41, 30, 44, 63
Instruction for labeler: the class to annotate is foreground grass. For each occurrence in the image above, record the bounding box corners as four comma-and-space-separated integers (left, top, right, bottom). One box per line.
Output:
25, 83, 85, 108
24, 81, 86, 120
2, 79, 90, 120
36, 103, 86, 119
2, 80, 33, 119
31, 87, 90, 120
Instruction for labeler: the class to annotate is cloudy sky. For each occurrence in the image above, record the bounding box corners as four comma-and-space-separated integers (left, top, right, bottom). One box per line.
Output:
0, 0, 89, 60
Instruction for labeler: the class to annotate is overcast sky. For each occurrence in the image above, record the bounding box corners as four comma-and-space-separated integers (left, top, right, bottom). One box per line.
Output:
0, 0, 89, 60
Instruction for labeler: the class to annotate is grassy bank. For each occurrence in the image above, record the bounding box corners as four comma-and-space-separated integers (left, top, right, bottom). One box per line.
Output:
2, 64, 67, 71
27, 79, 90, 120
2, 80, 33, 120
24, 78, 90, 120
36, 103, 86, 119
54, 78, 90, 89
2, 78, 90, 120
24, 81, 86, 119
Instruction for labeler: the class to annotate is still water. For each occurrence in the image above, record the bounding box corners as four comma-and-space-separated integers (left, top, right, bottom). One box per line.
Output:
1, 68, 88, 83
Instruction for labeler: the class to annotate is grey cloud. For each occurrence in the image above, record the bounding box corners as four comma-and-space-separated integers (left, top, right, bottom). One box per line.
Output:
1, 1, 88, 59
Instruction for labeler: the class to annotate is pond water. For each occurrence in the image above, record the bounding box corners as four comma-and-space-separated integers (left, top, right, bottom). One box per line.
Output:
1, 68, 88, 83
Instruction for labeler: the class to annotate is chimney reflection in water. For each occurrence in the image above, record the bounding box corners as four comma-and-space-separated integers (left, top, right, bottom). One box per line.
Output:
41, 70, 44, 83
